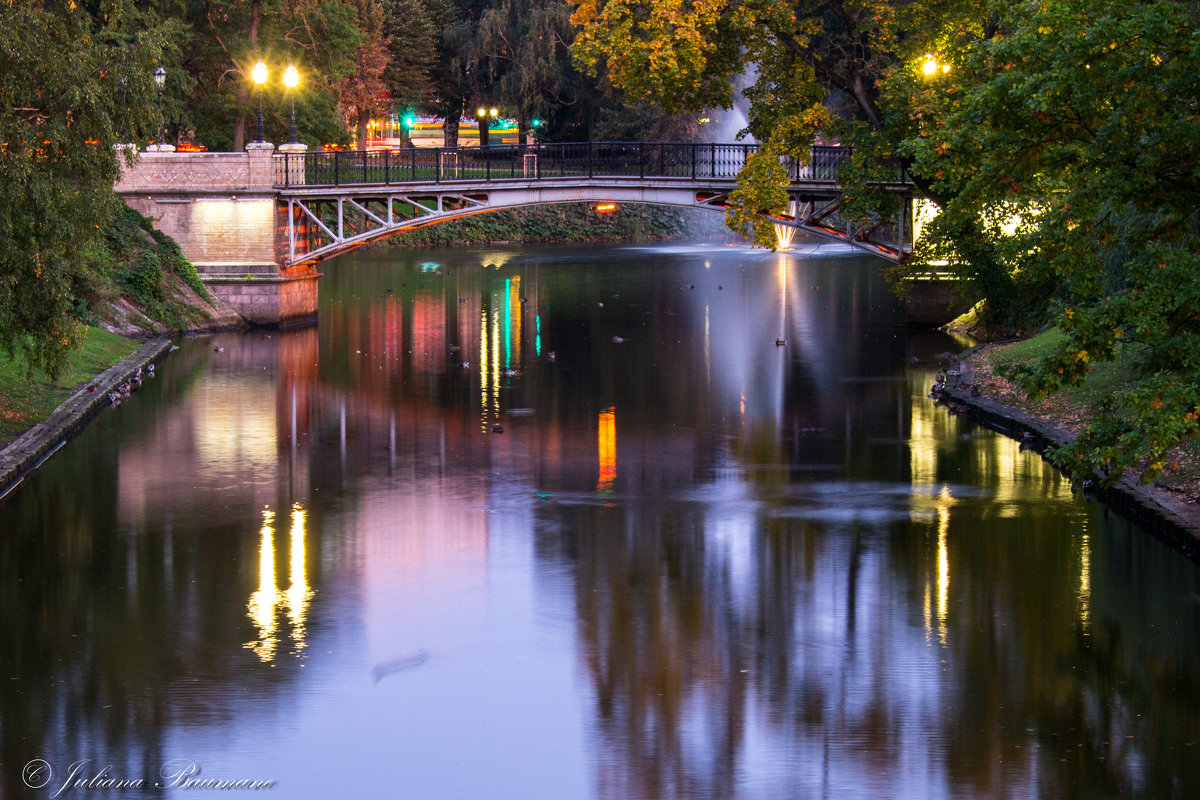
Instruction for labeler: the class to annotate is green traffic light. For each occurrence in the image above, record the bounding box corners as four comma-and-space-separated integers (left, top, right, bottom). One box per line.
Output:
403, 115, 416, 128
531, 118, 543, 128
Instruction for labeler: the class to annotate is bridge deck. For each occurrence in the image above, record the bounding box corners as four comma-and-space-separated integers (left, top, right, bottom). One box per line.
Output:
273, 141, 867, 189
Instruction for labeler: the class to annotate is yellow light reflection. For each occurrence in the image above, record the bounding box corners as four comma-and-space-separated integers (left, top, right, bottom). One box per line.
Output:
285, 503, 313, 652
479, 251, 512, 269
479, 307, 489, 432
1079, 529, 1091, 631
920, 484, 956, 646
491, 307, 500, 418
598, 407, 616, 492
509, 276, 522, 365
936, 488, 951, 646
246, 503, 314, 662
246, 508, 279, 662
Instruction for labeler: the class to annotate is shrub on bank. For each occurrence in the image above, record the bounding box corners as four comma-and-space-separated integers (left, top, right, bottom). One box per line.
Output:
83, 205, 214, 332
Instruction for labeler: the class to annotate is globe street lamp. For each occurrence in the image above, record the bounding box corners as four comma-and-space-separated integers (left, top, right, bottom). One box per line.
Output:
252, 60, 268, 143
284, 65, 299, 143
153, 66, 166, 145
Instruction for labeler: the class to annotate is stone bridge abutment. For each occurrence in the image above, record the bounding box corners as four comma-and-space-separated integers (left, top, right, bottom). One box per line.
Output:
116, 143, 321, 326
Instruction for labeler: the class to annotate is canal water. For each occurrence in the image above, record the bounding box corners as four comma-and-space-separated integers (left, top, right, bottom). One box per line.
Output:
2, 243, 1200, 799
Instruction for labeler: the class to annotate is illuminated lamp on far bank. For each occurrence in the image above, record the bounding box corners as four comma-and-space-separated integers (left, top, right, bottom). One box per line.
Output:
595, 202, 617, 213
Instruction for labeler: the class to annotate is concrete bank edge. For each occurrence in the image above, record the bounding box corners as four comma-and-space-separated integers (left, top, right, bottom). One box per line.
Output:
0, 338, 172, 502
944, 385, 1200, 562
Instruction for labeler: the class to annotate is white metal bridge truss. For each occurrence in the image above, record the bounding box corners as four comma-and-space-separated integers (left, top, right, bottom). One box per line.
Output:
280, 180, 913, 266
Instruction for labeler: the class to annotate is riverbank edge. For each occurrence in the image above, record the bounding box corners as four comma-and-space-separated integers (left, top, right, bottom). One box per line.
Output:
941, 379, 1200, 562
0, 338, 171, 502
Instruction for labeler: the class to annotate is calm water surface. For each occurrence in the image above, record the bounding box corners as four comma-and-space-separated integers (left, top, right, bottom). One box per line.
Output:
3, 243, 1200, 799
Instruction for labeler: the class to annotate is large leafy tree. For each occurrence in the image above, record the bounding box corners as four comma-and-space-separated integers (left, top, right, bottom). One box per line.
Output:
937, 0, 1200, 484
569, 0, 1020, 315
0, 0, 166, 377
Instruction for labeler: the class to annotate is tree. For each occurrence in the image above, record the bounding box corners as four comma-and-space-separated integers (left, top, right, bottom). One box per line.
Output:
0, 0, 166, 377
941, 0, 1200, 485
381, 0, 438, 145
423, 0, 488, 147
339, 0, 391, 147
569, 0, 1023, 317
475, 0, 588, 142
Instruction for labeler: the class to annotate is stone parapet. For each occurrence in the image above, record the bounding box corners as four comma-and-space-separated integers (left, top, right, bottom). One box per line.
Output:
115, 145, 276, 193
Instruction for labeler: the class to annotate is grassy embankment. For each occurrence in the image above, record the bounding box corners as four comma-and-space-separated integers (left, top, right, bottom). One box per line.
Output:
1, 204, 221, 450
0, 327, 137, 448
972, 327, 1200, 491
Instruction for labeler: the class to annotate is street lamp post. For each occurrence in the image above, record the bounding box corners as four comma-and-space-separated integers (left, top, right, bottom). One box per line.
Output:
153, 66, 166, 145
476, 106, 498, 148
252, 60, 268, 143
284, 65, 299, 143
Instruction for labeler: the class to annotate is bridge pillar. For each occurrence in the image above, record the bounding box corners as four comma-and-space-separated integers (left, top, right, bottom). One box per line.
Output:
904, 277, 977, 327
115, 143, 319, 326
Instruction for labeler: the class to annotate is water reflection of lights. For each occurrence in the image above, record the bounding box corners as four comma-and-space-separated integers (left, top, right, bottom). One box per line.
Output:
936, 485, 952, 646
286, 503, 314, 650
598, 407, 616, 492
193, 375, 278, 477
1079, 526, 1091, 631
479, 251, 513, 269
919, 485, 955, 647
480, 307, 489, 433
246, 508, 279, 662
246, 503, 313, 662
479, 277, 524, 431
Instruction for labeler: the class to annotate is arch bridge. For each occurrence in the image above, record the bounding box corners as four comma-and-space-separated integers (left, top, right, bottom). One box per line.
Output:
117, 141, 917, 325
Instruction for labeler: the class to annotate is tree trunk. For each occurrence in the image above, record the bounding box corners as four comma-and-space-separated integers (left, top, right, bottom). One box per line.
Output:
234, 111, 246, 152
357, 109, 369, 150
444, 115, 459, 148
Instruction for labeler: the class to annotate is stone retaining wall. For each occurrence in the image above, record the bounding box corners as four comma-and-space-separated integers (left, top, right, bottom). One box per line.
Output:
943, 383, 1200, 561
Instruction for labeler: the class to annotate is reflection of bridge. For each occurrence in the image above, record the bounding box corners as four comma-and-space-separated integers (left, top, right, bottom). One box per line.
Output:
116, 141, 916, 325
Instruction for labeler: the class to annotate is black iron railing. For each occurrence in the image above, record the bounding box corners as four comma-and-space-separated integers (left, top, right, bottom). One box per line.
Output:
273, 142, 867, 188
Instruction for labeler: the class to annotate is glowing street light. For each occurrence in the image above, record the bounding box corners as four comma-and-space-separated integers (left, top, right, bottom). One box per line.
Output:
476, 105, 499, 147
252, 60, 268, 143
922, 55, 951, 76
284, 65, 299, 143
